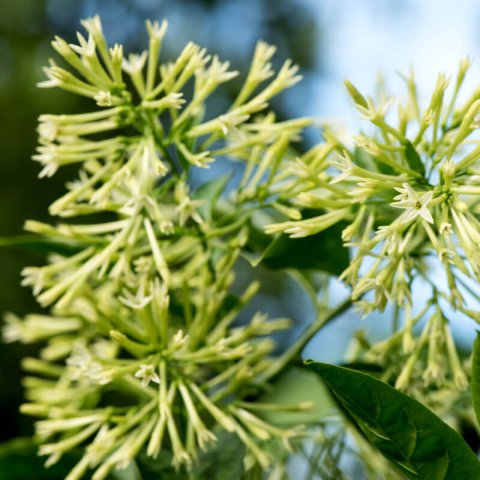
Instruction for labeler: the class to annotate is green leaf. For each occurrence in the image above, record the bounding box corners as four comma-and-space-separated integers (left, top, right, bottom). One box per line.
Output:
257, 367, 335, 426
135, 449, 185, 480
344, 80, 368, 109
403, 140, 426, 177
110, 461, 143, 480
256, 222, 349, 275
193, 173, 232, 221
353, 146, 377, 171
471, 331, 480, 428
339, 361, 383, 375
0, 235, 82, 255
306, 361, 480, 480
194, 429, 245, 480
136, 430, 244, 480
0, 437, 80, 480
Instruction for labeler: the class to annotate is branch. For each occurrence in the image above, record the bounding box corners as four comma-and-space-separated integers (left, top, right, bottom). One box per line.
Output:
261, 297, 353, 383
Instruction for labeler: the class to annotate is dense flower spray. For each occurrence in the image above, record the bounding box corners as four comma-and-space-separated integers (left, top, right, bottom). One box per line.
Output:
3, 16, 317, 479
4, 14, 480, 480
267, 63, 480, 405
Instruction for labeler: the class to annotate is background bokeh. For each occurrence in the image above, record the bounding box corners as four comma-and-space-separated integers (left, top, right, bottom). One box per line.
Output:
2, 0, 480, 444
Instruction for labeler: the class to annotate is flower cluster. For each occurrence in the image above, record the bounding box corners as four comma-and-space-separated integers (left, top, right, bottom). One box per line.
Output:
268, 62, 480, 311
266, 61, 480, 381
3, 16, 314, 478
346, 303, 475, 433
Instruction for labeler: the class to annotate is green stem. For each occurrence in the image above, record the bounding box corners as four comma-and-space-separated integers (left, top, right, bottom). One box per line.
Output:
260, 297, 352, 382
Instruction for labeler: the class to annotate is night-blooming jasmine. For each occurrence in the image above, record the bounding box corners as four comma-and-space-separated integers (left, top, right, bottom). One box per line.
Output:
3, 16, 316, 479
134, 364, 160, 388
6, 12, 480, 480
263, 60, 480, 413
391, 183, 434, 224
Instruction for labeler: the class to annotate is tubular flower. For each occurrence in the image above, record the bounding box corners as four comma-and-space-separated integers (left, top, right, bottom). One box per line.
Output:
262, 63, 480, 409
3, 16, 313, 478
266, 60, 480, 322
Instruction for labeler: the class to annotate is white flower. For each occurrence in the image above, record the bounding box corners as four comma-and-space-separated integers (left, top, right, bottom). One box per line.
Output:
134, 364, 160, 388
330, 150, 353, 184
66, 343, 103, 382
438, 248, 455, 265
354, 95, 393, 122
439, 222, 452, 235
81, 15, 103, 39
172, 329, 189, 347
146, 19, 168, 41
122, 52, 148, 75
391, 183, 434, 223
38, 121, 58, 142
70, 33, 96, 58
94, 90, 112, 107
375, 225, 401, 255
2, 313, 22, 343
442, 159, 456, 183
118, 283, 153, 309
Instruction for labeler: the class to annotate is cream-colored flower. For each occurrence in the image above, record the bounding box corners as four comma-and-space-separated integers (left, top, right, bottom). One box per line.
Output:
134, 364, 160, 387
391, 183, 434, 223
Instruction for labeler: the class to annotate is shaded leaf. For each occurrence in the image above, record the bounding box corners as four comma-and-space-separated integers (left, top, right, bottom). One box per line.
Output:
471, 331, 480, 428
0, 235, 82, 255
194, 429, 245, 480
353, 146, 377, 171
352, 144, 396, 177
0, 437, 79, 480
403, 140, 425, 177
135, 449, 189, 480
193, 173, 232, 221
257, 222, 349, 275
136, 430, 244, 480
257, 367, 335, 426
110, 461, 143, 480
306, 361, 480, 480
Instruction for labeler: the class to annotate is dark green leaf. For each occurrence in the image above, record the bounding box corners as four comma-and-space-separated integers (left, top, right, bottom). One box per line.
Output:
0, 235, 82, 255
0, 437, 80, 480
135, 449, 187, 480
194, 429, 245, 480
136, 430, 244, 480
193, 173, 232, 221
339, 362, 383, 375
403, 140, 425, 177
257, 222, 349, 275
471, 331, 480, 428
344, 80, 368, 109
353, 146, 377, 171
306, 361, 480, 480
352, 145, 398, 177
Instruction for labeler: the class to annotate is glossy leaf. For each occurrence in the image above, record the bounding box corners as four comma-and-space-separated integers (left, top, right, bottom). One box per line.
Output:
306, 361, 480, 480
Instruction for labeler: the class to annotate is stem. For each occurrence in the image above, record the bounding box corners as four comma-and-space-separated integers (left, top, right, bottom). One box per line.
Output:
260, 297, 352, 382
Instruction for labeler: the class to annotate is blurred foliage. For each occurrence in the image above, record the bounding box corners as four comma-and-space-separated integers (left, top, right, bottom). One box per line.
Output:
0, 0, 320, 443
